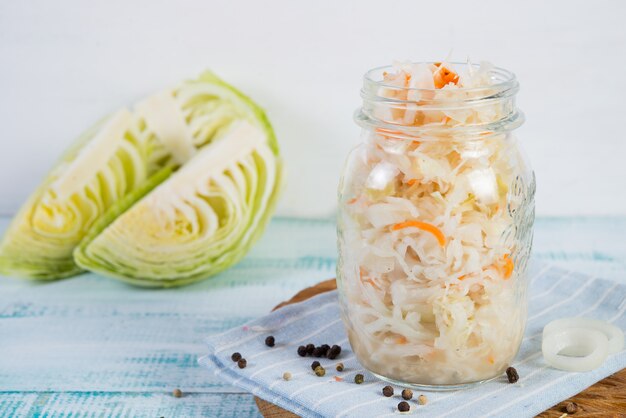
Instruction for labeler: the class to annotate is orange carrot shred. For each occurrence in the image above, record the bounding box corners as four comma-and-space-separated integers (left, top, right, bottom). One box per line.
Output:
363, 278, 381, 291
334, 376, 344, 382
434, 65, 460, 89
458, 274, 469, 281
406, 179, 417, 187
500, 254, 514, 279
375, 127, 408, 139
396, 335, 408, 344
391, 221, 446, 247
347, 197, 359, 205
375, 128, 421, 145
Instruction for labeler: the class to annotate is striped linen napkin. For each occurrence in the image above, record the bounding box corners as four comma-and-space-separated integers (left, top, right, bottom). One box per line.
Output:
199, 261, 626, 418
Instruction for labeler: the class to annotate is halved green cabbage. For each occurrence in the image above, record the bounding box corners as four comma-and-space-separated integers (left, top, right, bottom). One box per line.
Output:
0, 71, 278, 280
0, 109, 176, 279
74, 120, 282, 287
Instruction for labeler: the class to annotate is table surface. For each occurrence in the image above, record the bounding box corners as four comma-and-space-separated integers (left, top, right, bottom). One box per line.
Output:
1, 216, 625, 417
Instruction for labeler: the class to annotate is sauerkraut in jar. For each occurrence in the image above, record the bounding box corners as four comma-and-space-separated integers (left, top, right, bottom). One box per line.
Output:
337, 61, 535, 389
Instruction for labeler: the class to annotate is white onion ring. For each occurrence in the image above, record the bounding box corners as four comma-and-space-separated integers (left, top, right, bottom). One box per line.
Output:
542, 328, 609, 372
543, 318, 624, 354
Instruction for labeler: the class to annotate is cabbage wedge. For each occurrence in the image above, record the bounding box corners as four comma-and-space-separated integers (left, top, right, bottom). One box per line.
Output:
74, 120, 282, 287
0, 71, 279, 280
0, 109, 175, 279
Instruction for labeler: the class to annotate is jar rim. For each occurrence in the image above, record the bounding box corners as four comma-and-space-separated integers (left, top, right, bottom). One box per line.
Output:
357, 61, 523, 135
354, 108, 525, 138
363, 62, 518, 103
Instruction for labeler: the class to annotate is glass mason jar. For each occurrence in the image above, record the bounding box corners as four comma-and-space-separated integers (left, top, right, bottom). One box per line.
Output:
337, 63, 535, 389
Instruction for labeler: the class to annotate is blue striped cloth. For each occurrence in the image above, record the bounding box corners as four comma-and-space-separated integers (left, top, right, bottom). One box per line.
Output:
199, 262, 626, 417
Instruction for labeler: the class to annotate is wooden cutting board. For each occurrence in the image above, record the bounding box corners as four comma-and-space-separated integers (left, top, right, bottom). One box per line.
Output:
254, 279, 626, 418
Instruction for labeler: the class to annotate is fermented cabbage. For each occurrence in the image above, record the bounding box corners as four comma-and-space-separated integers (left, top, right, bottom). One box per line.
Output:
338, 61, 532, 385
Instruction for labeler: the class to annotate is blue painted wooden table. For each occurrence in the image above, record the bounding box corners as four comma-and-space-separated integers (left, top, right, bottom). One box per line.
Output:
1, 216, 625, 417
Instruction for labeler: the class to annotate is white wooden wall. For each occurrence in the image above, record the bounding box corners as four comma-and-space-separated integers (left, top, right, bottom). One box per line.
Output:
1, 0, 625, 217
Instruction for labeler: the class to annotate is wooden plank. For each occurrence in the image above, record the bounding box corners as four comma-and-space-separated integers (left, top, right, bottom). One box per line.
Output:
0, 392, 262, 418
0, 217, 337, 393
532, 217, 626, 281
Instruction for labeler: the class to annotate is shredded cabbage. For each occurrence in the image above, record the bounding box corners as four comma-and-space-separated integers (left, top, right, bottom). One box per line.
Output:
338, 61, 534, 385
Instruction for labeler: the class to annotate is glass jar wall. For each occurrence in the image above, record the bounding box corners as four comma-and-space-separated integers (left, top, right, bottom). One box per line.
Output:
337, 62, 535, 389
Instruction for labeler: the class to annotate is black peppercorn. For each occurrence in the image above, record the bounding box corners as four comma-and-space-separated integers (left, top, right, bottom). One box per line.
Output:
297, 345, 307, 357
265, 336, 275, 347
506, 366, 519, 383
382, 385, 394, 397
335, 363, 344, 372
565, 402, 578, 414
327, 345, 342, 359
231, 352, 242, 362
311, 360, 321, 371
312, 347, 324, 357
401, 389, 413, 400
305, 344, 315, 355
354, 374, 364, 384
237, 358, 247, 369
320, 344, 330, 356
398, 401, 410, 412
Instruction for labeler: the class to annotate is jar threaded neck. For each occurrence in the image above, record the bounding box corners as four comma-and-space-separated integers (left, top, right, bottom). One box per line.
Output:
356, 62, 523, 138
